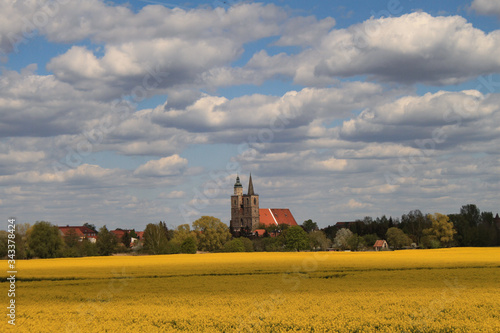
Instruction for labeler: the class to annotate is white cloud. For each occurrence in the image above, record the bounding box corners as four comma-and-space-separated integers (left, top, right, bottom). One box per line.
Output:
0, 150, 45, 164
0, 1, 43, 54
163, 191, 186, 199
245, 12, 500, 85
338, 90, 499, 145
0, 68, 120, 137
344, 199, 373, 209
43, 2, 287, 96
134, 155, 188, 177
471, 0, 500, 18
152, 82, 392, 134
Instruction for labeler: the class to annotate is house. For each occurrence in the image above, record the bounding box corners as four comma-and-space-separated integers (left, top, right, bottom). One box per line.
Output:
58, 226, 98, 243
111, 229, 136, 247
335, 221, 357, 228
373, 240, 389, 251
132, 231, 144, 246
254, 229, 267, 237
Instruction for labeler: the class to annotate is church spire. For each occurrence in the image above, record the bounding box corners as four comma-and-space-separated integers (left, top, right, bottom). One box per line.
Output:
234, 175, 242, 188
248, 173, 254, 195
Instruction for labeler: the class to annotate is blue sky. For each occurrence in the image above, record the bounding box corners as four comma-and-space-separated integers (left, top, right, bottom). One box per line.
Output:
1, 0, 499, 230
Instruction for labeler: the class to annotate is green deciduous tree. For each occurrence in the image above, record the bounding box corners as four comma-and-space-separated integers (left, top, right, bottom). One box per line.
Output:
302, 219, 318, 233
0, 231, 8, 258
96, 225, 118, 256
386, 227, 412, 250
363, 233, 378, 247
309, 230, 331, 250
283, 226, 309, 251
180, 236, 197, 254
223, 238, 245, 252
27, 221, 64, 258
63, 228, 83, 257
83, 223, 97, 233
143, 222, 170, 254
192, 216, 231, 252
400, 209, 430, 244
347, 233, 365, 251
14, 223, 30, 259
121, 231, 131, 249
240, 237, 254, 252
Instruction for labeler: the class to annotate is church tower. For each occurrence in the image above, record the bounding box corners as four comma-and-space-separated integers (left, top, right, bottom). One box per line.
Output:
230, 174, 259, 235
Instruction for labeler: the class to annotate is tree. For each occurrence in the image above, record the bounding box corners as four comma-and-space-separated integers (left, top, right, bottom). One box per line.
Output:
14, 223, 30, 259
400, 209, 430, 244
63, 228, 83, 257
27, 221, 64, 258
460, 204, 481, 227
129, 230, 138, 239
0, 230, 8, 258
83, 223, 97, 233
223, 238, 245, 252
302, 219, 318, 233
81, 238, 98, 256
309, 230, 331, 250
347, 233, 365, 251
424, 213, 456, 247
363, 233, 378, 247
386, 227, 412, 250
283, 226, 309, 251
121, 231, 131, 249
64, 228, 80, 248
143, 222, 170, 254
173, 224, 196, 243
180, 236, 197, 254
334, 228, 353, 250
192, 216, 231, 252
240, 237, 254, 252
96, 225, 118, 256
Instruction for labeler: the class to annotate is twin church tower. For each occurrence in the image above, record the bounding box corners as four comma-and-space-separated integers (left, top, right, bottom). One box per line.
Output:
230, 174, 260, 234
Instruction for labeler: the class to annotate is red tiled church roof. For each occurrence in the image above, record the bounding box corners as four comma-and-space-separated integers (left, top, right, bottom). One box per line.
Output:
259, 208, 298, 227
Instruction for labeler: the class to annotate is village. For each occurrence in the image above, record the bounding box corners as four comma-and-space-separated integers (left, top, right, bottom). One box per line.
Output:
47, 174, 499, 257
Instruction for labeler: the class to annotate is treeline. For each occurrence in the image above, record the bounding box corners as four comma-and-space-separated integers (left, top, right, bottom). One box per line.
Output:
0, 222, 125, 259
119, 217, 327, 254
0, 216, 328, 259
322, 204, 499, 249
1, 204, 497, 259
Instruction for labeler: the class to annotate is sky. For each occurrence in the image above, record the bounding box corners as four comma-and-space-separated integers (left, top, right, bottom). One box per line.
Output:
1, 0, 499, 231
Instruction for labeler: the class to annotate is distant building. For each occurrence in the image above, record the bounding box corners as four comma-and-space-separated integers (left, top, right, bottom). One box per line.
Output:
335, 221, 357, 228
259, 208, 298, 228
373, 240, 389, 251
230, 174, 298, 235
230, 174, 260, 234
494, 214, 500, 229
111, 229, 136, 247
59, 226, 98, 243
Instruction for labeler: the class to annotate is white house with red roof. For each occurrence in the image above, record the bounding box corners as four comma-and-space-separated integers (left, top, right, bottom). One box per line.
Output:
373, 240, 389, 251
59, 226, 98, 243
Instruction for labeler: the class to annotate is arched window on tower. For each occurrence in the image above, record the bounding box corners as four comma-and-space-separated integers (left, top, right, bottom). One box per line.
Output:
254, 198, 256, 205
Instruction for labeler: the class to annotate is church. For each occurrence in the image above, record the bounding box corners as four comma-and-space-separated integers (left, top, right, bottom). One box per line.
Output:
230, 174, 298, 235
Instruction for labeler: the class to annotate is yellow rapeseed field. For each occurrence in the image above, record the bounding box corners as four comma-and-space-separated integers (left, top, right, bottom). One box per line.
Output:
2, 248, 499, 332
